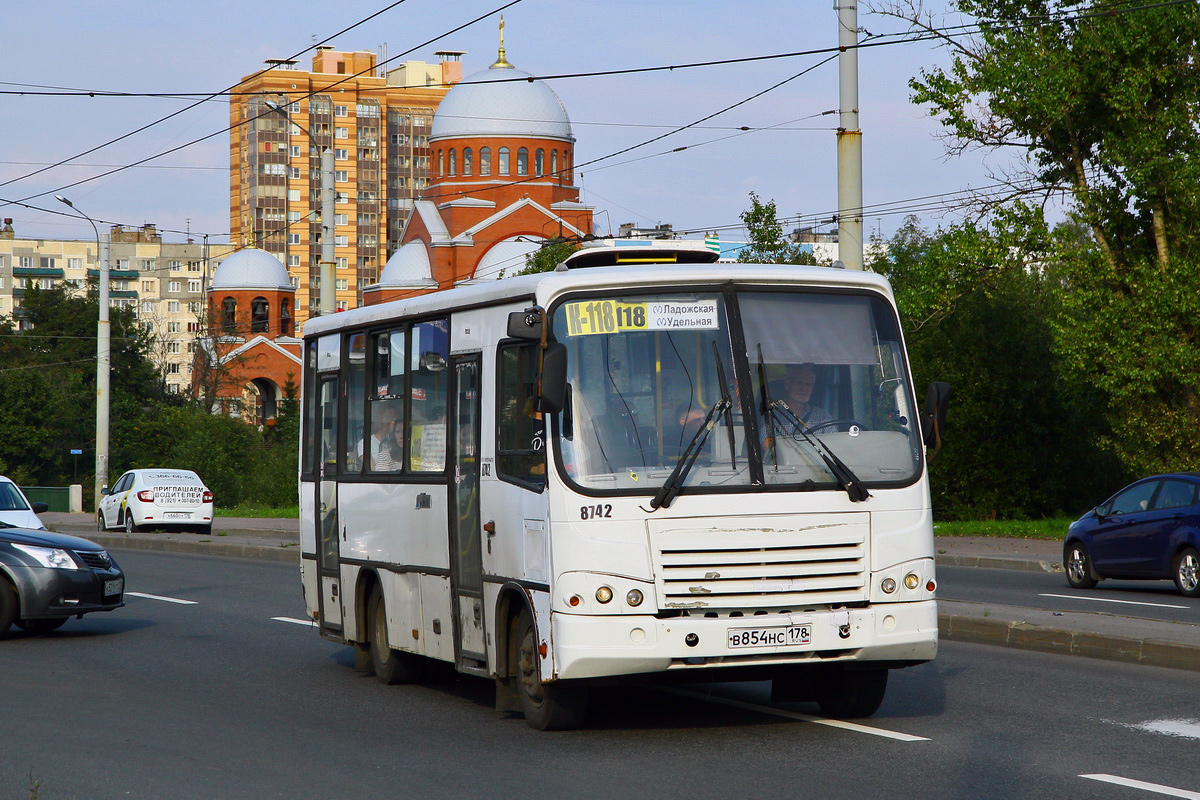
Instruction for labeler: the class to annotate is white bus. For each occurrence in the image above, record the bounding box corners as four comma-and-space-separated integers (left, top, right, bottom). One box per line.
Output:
299, 241, 949, 730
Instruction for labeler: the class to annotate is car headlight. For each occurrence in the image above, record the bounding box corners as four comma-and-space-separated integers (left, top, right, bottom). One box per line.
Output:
12, 543, 79, 570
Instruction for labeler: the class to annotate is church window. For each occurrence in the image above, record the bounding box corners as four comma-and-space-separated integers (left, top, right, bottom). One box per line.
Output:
221, 297, 237, 335
551, 150, 558, 179
517, 147, 528, 176
449, 148, 457, 176
498, 147, 510, 175
535, 149, 544, 177
251, 297, 270, 334
281, 298, 293, 337
438, 150, 444, 177
463, 148, 473, 175
480, 147, 491, 175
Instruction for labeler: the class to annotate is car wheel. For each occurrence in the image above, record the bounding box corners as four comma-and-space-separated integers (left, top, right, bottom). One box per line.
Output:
97, 511, 106, 532
368, 585, 425, 685
123, 513, 138, 534
816, 666, 889, 718
15, 617, 68, 634
0, 580, 17, 637
512, 606, 588, 730
1173, 547, 1200, 597
1064, 541, 1098, 589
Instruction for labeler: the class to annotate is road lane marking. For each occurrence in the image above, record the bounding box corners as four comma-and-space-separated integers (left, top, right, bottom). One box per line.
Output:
1130, 718, 1200, 740
1040, 593, 1188, 610
658, 687, 929, 741
125, 591, 197, 605
1081, 774, 1200, 799
272, 616, 318, 628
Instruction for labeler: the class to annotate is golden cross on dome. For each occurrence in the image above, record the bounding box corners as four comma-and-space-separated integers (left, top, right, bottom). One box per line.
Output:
492, 14, 512, 68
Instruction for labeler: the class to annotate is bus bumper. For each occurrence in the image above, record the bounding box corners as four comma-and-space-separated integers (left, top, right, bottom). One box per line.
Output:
551, 600, 938, 680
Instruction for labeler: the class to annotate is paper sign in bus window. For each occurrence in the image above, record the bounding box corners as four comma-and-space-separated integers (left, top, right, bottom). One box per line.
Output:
564, 299, 719, 336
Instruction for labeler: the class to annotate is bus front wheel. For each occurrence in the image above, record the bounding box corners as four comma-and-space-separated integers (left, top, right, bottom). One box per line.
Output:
368, 585, 425, 685
815, 666, 888, 718
511, 607, 588, 731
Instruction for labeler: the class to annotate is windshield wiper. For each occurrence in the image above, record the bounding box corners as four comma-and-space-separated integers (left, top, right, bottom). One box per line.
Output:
648, 347, 736, 511
768, 400, 871, 503
757, 346, 779, 471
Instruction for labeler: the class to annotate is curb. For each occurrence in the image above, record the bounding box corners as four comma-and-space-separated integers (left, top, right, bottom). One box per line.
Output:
90, 534, 301, 564
938, 613, 1200, 673
935, 554, 1061, 573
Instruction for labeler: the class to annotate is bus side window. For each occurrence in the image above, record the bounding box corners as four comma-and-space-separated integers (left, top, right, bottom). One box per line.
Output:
409, 319, 449, 472
497, 342, 546, 490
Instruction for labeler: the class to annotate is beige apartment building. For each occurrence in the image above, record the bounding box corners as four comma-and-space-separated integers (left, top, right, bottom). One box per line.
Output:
0, 220, 234, 396
229, 47, 460, 324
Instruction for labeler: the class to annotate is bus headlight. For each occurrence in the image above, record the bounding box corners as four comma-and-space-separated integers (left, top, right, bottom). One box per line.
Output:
904, 572, 921, 590
881, 577, 897, 594
595, 586, 613, 604
626, 589, 644, 607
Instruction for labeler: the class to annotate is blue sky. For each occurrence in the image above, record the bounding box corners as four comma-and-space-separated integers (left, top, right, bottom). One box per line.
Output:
1, 0, 1010, 245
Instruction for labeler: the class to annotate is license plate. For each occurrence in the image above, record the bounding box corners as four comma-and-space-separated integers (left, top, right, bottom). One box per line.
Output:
104, 578, 124, 596
727, 624, 811, 649
164, 512, 190, 519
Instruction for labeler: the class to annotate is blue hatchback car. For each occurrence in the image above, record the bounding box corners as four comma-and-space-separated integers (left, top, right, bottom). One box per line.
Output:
1064, 473, 1200, 597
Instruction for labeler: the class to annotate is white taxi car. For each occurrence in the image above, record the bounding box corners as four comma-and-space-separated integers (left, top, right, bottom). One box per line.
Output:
98, 469, 213, 535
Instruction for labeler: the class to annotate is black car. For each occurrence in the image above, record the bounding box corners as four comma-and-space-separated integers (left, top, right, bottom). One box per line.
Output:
0, 523, 125, 635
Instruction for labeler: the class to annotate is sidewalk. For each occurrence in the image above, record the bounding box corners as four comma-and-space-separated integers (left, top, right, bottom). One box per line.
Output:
42, 513, 1200, 673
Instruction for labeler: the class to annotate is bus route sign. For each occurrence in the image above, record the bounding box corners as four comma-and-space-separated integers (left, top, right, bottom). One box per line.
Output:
564, 299, 718, 336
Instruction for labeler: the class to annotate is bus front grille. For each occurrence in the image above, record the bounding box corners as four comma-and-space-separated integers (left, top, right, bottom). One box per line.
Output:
648, 514, 869, 610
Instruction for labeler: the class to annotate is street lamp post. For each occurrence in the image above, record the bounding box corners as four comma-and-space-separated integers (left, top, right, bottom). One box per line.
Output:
265, 101, 336, 316
55, 194, 110, 512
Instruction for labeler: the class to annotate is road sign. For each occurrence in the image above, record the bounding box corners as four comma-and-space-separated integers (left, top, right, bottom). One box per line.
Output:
70, 449, 83, 455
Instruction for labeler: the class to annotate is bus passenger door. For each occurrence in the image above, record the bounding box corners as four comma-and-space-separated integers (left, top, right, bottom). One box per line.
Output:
449, 354, 485, 670
316, 375, 343, 636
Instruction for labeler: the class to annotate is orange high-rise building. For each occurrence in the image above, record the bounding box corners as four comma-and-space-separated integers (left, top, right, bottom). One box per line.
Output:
229, 48, 463, 327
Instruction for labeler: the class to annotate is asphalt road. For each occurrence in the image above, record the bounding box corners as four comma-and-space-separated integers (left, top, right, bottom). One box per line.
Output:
5, 548, 1200, 800
939, 564, 1200, 625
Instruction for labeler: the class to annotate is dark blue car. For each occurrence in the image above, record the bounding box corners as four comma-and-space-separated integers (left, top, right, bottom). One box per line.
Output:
1064, 473, 1200, 597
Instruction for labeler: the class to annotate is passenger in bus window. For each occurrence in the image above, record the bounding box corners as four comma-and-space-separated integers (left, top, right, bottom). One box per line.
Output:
360, 404, 399, 470
373, 415, 405, 472
774, 363, 833, 431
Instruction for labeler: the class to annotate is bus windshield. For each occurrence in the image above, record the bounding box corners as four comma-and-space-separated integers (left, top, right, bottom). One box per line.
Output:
551, 287, 921, 495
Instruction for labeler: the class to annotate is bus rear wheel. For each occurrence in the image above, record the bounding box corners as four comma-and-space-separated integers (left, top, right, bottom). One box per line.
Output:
368, 585, 425, 685
512, 607, 587, 731
815, 666, 889, 718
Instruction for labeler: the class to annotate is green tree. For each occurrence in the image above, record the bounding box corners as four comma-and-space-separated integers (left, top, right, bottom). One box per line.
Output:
517, 237, 581, 275
0, 285, 162, 488
738, 192, 818, 265
873, 216, 1119, 518
879, 0, 1200, 476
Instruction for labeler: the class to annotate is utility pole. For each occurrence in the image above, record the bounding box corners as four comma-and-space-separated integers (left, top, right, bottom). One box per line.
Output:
55, 195, 109, 510
836, 1, 864, 271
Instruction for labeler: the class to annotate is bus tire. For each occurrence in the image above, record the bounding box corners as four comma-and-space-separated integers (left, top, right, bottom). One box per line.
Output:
512, 607, 587, 731
816, 666, 888, 718
368, 585, 424, 685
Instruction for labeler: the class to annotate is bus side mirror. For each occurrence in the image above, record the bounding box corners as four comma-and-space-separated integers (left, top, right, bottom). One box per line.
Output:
536, 343, 567, 413
921, 381, 951, 453
508, 308, 543, 341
